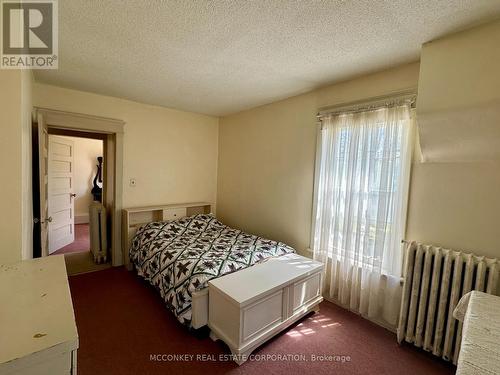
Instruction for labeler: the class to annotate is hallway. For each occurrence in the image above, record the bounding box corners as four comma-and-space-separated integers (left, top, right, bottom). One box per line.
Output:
52, 224, 90, 255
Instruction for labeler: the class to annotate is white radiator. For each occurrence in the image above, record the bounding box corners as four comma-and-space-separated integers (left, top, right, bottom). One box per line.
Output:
89, 201, 108, 264
397, 242, 499, 364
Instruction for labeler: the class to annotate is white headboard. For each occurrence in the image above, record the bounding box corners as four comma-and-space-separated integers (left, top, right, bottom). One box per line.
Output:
122, 202, 214, 269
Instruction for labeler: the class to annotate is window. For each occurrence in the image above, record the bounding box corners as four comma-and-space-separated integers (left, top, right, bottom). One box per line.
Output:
312, 102, 413, 277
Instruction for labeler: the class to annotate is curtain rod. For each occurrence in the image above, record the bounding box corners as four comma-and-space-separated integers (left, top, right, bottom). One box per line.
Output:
317, 88, 417, 119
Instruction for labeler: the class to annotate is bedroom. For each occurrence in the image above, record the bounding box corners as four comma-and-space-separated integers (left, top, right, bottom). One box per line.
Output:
0, 1, 500, 374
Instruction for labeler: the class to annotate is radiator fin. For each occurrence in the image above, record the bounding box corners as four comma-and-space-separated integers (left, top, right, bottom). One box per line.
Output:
89, 202, 108, 264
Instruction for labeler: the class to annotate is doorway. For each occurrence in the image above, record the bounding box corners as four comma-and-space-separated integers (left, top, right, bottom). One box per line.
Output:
32, 108, 124, 275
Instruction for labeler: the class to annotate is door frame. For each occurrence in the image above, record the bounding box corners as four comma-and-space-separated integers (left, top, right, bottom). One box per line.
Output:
35, 108, 125, 266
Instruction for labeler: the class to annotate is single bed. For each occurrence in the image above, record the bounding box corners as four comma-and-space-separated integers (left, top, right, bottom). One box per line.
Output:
123, 203, 295, 328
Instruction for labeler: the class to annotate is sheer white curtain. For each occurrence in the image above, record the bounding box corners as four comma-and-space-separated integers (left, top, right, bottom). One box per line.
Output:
312, 103, 414, 328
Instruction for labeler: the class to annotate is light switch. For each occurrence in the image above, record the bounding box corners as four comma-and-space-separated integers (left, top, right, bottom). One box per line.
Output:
129, 178, 137, 187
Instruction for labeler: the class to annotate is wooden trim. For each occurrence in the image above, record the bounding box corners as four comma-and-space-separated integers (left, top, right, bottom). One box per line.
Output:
35, 107, 124, 134
124, 202, 214, 213
112, 133, 124, 266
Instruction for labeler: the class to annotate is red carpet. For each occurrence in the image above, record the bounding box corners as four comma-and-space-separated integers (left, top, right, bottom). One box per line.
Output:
52, 224, 90, 255
69, 267, 455, 375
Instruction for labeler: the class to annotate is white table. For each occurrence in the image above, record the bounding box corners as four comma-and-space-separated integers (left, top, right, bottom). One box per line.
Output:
455, 291, 500, 375
0, 255, 79, 375
208, 253, 323, 364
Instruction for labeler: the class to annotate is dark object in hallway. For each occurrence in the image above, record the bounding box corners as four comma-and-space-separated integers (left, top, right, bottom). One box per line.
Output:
69, 267, 456, 375
91, 156, 103, 202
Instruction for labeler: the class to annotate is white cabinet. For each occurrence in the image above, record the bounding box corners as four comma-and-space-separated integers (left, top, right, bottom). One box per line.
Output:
0, 256, 78, 375
208, 254, 323, 365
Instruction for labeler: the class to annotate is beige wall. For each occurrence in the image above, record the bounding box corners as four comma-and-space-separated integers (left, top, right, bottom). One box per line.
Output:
54, 136, 103, 222
418, 20, 500, 114
218, 61, 500, 260
218, 63, 419, 255
0, 71, 23, 264
417, 20, 500, 162
0, 70, 34, 263
406, 21, 500, 259
34, 83, 219, 210
406, 162, 500, 259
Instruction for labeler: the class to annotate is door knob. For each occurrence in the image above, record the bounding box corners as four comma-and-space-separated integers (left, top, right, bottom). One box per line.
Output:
70, 193, 76, 198
40, 216, 52, 224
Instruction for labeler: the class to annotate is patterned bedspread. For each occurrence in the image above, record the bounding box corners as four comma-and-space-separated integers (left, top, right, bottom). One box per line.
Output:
130, 213, 295, 326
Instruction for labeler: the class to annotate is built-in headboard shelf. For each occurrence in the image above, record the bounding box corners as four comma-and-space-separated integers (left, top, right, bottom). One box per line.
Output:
122, 202, 214, 269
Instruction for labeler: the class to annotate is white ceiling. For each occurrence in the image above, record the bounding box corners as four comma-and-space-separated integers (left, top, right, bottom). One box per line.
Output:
35, 1, 500, 116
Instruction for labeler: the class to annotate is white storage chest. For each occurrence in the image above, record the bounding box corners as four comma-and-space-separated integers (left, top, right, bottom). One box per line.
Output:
208, 253, 323, 364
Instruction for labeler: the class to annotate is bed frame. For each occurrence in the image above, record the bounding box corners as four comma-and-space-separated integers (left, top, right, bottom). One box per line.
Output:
122, 202, 214, 269
122, 202, 214, 328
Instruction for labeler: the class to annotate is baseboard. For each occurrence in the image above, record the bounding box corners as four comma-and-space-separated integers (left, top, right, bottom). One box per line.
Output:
75, 214, 89, 224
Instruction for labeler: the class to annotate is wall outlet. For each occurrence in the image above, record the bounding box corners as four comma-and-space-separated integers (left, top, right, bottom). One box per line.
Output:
129, 178, 137, 187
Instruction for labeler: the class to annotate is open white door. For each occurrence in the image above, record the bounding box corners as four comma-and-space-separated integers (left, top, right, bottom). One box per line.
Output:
38, 113, 50, 257
48, 136, 75, 254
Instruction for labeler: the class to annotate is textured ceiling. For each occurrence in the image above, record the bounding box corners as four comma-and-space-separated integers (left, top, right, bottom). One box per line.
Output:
35, 1, 500, 116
